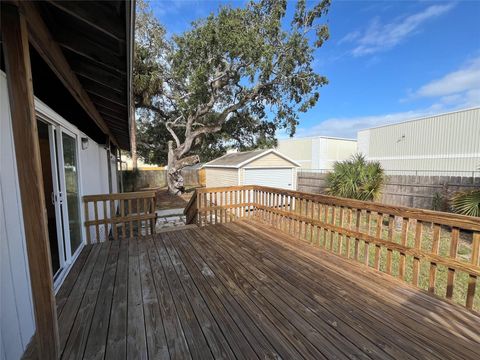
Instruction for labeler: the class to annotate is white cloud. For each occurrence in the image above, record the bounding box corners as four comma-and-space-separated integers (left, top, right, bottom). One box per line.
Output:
415, 57, 480, 98
296, 108, 440, 139
294, 53, 480, 139
341, 3, 455, 57
291, 3, 478, 140
338, 30, 360, 45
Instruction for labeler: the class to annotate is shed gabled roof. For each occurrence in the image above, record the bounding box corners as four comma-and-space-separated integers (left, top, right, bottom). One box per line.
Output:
204, 149, 301, 168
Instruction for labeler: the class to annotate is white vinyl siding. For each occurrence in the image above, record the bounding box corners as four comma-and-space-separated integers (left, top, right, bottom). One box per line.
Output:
244, 168, 294, 189
1, 73, 35, 360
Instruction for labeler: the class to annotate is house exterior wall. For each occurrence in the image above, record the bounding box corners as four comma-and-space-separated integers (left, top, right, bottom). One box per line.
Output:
80, 138, 117, 242
277, 136, 357, 170
1, 73, 118, 359
1, 73, 35, 360
205, 168, 239, 187
357, 108, 480, 175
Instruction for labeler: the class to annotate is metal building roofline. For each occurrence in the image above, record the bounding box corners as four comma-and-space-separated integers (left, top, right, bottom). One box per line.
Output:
357, 106, 480, 133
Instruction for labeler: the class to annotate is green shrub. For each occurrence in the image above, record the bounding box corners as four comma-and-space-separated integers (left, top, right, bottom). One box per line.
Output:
326, 154, 385, 201
450, 189, 480, 217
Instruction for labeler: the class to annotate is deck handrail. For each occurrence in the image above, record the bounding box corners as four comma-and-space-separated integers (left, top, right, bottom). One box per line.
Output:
187, 185, 480, 311
83, 190, 157, 242
254, 186, 480, 231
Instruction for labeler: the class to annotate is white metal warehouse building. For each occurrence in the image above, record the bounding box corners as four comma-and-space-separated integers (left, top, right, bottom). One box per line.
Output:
204, 149, 300, 190
276, 136, 357, 170
357, 107, 480, 176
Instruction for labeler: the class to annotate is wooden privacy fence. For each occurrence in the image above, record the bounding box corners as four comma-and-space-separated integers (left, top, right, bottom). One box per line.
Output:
83, 191, 157, 242
185, 185, 480, 310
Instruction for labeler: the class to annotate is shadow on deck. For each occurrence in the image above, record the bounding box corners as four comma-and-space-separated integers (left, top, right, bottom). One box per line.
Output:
51, 219, 480, 359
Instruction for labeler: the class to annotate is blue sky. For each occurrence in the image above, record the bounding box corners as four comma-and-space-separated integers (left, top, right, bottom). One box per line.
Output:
151, 0, 480, 139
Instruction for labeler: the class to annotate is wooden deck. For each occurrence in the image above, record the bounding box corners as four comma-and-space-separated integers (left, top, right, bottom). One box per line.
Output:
54, 219, 480, 360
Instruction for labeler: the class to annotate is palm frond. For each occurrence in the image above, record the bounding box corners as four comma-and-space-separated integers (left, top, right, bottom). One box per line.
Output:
450, 190, 480, 217
326, 153, 385, 201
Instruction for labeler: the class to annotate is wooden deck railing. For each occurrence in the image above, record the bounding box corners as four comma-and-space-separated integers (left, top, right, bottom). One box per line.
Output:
83, 191, 157, 242
184, 185, 257, 226
185, 185, 480, 310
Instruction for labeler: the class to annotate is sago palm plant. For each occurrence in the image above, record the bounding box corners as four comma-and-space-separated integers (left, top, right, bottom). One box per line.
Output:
326, 154, 385, 201
450, 190, 480, 217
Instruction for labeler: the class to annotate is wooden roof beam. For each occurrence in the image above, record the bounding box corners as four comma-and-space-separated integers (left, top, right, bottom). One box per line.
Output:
60, 44, 126, 76
19, 1, 119, 147
45, 0, 126, 42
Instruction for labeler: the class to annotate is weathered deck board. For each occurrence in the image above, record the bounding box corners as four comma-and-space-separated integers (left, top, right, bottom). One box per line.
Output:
52, 221, 480, 359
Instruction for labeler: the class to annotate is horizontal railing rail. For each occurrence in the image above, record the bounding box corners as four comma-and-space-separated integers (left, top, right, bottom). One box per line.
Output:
83, 191, 157, 242
184, 185, 256, 226
186, 185, 480, 311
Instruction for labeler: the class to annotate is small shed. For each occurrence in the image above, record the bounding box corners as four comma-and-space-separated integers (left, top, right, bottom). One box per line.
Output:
204, 149, 300, 190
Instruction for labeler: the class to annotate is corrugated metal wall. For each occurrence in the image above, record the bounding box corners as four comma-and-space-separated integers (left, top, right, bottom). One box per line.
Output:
276, 138, 313, 168
319, 138, 358, 169
358, 108, 480, 175
277, 136, 357, 170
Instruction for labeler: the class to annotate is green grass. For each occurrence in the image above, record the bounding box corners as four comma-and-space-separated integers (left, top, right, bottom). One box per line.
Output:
283, 201, 480, 311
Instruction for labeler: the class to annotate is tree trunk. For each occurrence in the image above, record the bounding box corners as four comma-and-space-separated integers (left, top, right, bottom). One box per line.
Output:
130, 105, 138, 170
167, 141, 200, 195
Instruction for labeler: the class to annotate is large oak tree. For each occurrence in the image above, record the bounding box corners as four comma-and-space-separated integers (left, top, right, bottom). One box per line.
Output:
134, 0, 330, 194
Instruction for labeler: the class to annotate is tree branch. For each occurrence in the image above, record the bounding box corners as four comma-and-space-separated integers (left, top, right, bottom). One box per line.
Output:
168, 154, 200, 173
165, 121, 181, 148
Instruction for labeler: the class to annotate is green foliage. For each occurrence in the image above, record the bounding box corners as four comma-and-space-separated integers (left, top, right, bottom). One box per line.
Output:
326, 154, 385, 201
137, 109, 277, 165
450, 190, 480, 217
134, 0, 330, 166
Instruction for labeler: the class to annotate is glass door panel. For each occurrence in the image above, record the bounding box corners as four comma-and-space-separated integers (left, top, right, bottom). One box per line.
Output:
61, 132, 82, 255
37, 120, 63, 277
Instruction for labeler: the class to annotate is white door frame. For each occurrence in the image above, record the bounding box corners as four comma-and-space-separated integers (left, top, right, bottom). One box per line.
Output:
36, 100, 86, 290
46, 122, 67, 281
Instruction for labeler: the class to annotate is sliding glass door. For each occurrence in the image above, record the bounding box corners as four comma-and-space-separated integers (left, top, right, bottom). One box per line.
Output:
60, 130, 83, 257
37, 119, 83, 286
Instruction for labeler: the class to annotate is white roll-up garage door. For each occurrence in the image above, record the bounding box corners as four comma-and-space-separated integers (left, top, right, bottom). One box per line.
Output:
244, 168, 294, 189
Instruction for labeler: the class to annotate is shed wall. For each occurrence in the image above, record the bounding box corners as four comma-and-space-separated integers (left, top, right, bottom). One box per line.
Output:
246, 152, 296, 168
205, 168, 239, 187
